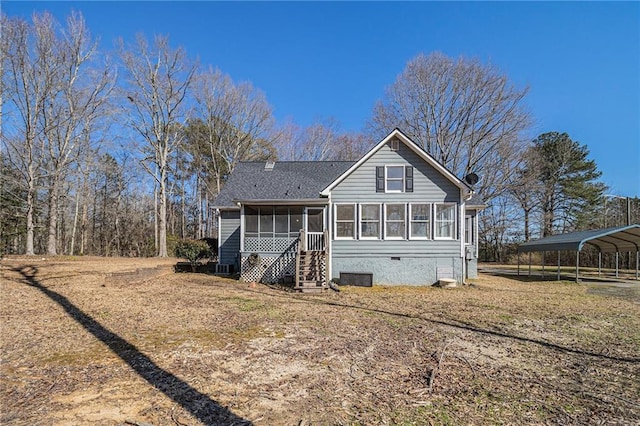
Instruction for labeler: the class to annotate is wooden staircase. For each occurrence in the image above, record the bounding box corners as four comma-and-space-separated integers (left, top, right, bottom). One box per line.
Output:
295, 250, 326, 293
295, 230, 328, 293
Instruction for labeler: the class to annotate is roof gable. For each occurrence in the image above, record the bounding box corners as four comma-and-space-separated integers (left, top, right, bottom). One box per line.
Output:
320, 129, 471, 196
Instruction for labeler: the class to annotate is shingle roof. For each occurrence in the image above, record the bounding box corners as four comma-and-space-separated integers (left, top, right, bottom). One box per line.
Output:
466, 193, 486, 208
213, 161, 355, 208
518, 224, 640, 253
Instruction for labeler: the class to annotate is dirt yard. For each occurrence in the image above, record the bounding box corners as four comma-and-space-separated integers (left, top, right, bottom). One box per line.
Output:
1, 257, 639, 425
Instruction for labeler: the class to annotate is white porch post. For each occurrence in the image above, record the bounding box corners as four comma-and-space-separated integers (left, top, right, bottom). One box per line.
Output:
239, 205, 245, 252
327, 200, 332, 284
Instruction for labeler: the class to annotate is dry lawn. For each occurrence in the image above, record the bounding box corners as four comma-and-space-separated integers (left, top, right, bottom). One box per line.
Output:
1, 256, 639, 425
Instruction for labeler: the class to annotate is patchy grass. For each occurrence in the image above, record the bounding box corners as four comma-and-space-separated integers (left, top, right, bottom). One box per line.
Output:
1, 256, 639, 425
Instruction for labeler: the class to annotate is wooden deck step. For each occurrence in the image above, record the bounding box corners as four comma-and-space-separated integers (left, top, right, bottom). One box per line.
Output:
295, 249, 327, 293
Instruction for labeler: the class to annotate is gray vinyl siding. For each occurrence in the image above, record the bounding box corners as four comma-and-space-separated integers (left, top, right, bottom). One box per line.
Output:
219, 210, 240, 267
331, 143, 460, 204
330, 142, 462, 259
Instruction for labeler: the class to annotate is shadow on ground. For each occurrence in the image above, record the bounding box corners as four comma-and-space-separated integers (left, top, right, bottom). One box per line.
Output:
12, 265, 252, 426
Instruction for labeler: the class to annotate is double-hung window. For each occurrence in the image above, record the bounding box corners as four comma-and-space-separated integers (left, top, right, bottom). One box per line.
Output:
409, 203, 431, 239
335, 204, 356, 239
385, 166, 404, 192
385, 204, 406, 239
435, 203, 456, 239
360, 204, 381, 239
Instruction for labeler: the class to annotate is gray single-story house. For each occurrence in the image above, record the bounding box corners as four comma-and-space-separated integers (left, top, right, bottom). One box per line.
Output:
213, 129, 484, 291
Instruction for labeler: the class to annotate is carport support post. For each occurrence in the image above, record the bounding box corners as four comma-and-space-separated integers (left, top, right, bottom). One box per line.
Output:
517, 250, 520, 276
528, 252, 532, 277
576, 251, 580, 283
636, 251, 639, 280
542, 251, 545, 278
598, 252, 602, 276
615, 252, 619, 278
557, 251, 560, 281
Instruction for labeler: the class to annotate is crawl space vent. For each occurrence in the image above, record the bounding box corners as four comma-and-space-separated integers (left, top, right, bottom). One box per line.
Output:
340, 272, 373, 287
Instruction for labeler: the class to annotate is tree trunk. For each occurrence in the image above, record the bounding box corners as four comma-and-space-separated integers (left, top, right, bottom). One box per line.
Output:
25, 181, 35, 255
70, 179, 81, 255
158, 169, 168, 257
196, 176, 203, 239
47, 180, 59, 256
80, 199, 87, 256
154, 182, 158, 254
181, 180, 186, 239
158, 193, 168, 257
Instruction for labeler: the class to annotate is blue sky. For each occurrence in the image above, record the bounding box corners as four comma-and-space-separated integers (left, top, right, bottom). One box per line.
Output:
4, 1, 639, 197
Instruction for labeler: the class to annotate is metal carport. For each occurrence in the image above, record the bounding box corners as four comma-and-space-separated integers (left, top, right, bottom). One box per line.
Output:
517, 224, 640, 282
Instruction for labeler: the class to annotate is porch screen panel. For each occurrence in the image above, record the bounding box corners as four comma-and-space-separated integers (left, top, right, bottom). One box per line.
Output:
245, 206, 258, 236
259, 208, 274, 238
308, 209, 323, 233
289, 207, 303, 236
275, 207, 289, 238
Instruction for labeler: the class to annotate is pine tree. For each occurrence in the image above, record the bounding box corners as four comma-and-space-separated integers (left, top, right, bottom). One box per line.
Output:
531, 132, 606, 237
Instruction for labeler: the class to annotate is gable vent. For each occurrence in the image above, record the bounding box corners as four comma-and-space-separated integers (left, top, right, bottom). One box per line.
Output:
265, 161, 275, 171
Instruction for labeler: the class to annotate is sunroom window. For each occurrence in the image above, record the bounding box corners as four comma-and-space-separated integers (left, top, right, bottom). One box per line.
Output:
360, 204, 381, 239
435, 204, 456, 239
385, 204, 406, 239
410, 203, 431, 239
335, 204, 355, 239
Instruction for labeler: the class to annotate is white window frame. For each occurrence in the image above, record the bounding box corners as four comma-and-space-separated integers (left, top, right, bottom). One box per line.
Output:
434, 203, 457, 240
334, 203, 356, 240
384, 203, 407, 240
464, 213, 474, 245
359, 204, 381, 240
385, 165, 404, 193
409, 203, 431, 240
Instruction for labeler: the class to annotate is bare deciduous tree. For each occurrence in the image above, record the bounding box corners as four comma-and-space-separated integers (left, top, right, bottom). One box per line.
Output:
192, 67, 275, 194
119, 34, 196, 257
274, 118, 370, 161
40, 12, 114, 255
369, 52, 531, 200
2, 12, 113, 255
2, 13, 50, 255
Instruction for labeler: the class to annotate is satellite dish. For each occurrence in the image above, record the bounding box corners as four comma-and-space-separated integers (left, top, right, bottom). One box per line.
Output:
464, 173, 479, 186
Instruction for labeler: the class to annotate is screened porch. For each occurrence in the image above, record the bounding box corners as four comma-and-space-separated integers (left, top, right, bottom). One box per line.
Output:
242, 205, 327, 253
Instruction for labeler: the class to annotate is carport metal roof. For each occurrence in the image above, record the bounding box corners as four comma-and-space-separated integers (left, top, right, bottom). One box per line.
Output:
518, 224, 640, 253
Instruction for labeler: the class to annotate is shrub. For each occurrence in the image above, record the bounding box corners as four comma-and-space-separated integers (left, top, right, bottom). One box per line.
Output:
175, 239, 211, 265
